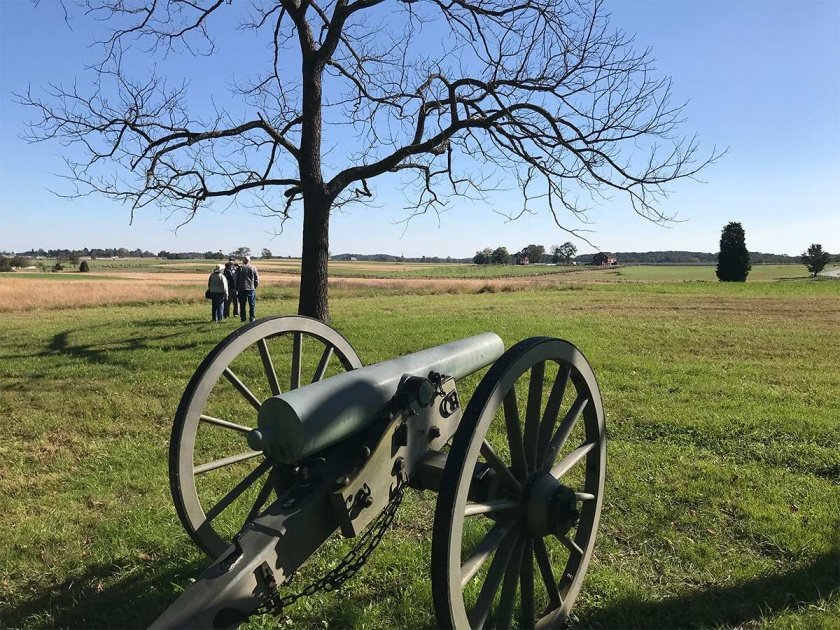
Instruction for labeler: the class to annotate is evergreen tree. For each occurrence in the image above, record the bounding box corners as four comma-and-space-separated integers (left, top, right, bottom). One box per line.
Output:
716, 222, 751, 282
801, 243, 830, 277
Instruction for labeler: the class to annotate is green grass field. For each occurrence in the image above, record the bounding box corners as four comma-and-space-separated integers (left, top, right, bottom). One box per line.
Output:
0, 271, 838, 628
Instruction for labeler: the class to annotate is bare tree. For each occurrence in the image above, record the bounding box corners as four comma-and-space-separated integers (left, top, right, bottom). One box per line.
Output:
20, 0, 718, 321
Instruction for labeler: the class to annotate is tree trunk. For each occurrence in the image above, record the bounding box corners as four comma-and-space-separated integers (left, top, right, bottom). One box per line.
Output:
297, 47, 329, 322
298, 196, 330, 322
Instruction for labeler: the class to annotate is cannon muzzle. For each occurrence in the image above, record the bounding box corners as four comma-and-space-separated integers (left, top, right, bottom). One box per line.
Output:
250, 333, 503, 463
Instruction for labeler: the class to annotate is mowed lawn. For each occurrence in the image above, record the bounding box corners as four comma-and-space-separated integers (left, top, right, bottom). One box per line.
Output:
0, 278, 838, 628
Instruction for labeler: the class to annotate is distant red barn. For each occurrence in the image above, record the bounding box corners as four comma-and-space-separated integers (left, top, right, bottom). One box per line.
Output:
592, 252, 618, 266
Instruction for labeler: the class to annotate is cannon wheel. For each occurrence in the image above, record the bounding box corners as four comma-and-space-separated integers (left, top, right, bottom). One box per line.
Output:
170, 315, 363, 557
432, 337, 605, 629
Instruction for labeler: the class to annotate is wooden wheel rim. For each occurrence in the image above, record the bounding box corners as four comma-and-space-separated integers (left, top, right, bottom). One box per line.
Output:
169, 315, 362, 557
432, 337, 606, 629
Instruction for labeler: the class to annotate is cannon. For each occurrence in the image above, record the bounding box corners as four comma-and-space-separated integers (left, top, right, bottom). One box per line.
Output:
154, 316, 606, 629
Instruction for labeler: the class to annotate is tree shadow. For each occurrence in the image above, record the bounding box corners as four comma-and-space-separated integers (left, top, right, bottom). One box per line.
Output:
1, 320, 215, 368
3, 558, 205, 629
577, 551, 840, 628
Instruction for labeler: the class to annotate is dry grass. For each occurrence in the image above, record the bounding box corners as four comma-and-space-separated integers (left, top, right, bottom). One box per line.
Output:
0, 274, 548, 312
0, 277, 189, 312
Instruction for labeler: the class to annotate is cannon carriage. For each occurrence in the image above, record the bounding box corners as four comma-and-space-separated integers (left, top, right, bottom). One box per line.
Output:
154, 316, 606, 629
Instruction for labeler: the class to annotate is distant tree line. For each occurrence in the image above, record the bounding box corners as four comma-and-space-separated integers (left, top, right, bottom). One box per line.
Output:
8, 247, 837, 267
332, 253, 463, 263
17, 247, 157, 259
571, 250, 812, 264
154, 251, 223, 260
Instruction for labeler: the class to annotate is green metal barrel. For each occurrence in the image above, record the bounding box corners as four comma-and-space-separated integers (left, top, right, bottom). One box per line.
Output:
250, 333, 504, 463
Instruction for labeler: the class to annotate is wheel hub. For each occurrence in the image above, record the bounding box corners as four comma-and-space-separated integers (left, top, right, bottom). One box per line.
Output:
522, 472, 580, 538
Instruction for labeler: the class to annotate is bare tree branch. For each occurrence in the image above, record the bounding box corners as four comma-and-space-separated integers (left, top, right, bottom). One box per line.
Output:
20, 0, 721, 320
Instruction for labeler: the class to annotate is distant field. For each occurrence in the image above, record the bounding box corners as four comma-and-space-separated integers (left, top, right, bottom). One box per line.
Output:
1, 263, 829, 313
77, 258, 587, 278
0, 271, 838, 628
53, 258, 814, 280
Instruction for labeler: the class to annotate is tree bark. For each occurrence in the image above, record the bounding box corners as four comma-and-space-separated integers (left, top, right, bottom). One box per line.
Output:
298, 195, 330, 322
297, 44, 329, 322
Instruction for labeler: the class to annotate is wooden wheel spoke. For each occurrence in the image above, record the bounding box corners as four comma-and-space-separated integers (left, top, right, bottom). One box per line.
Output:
290, 332, 302, 390
519, 537, 535, 629
311, 344, 334, 383
194, 450, 262, 475
503, 391, 527, 480
480, 440, 522, 495
199, 414, 251, 433
464, 499, 519, 517
542, 395, 589, 472
431, 337, 604, 630
204, 459, 271, 521
493, 536, 525, 630
523, 361, 545, 471
174, 317, 363, 558
223, 367, 262, 411
533, 537, 562, 608
461, 522, 515, 588
243, 468, 275, 527
468, 528, 520, 629
257, 338, 282, 396
536, 366, 570, 468
550, 441, 596, 480
560, 534, 583, 557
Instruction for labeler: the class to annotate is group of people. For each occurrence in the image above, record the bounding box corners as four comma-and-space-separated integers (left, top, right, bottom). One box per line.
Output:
207, 256, 260, 323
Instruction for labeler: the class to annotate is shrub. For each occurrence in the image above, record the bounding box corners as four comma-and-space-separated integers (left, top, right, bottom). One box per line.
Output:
79, 260, 90, 272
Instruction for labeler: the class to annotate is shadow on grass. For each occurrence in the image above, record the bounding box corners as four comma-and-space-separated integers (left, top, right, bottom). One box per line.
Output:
0, 319, 215, 367
578, 550, 840, 629
3, 558, 205, 629
5, 550, 838, 629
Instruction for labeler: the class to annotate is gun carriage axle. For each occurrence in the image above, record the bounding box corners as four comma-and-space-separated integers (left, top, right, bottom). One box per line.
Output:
155, 316, 605, 629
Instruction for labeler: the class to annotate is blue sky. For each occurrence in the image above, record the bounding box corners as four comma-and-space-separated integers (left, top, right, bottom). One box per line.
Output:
1, 0, 838, 257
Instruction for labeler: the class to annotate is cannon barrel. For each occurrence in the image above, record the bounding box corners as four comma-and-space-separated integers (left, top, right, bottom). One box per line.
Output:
250, 333, 504, 463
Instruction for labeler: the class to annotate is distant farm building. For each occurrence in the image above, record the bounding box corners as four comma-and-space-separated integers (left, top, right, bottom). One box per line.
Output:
514, 253, 530, 265
593, 252, 618, 266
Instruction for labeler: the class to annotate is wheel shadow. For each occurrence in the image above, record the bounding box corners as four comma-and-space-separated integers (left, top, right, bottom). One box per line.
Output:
576, 550, 840, 628
3, 557, 206, 629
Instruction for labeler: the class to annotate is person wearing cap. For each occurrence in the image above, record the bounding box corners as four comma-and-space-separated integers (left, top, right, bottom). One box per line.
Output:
236, 255, 260, 322
223, 258, 239, 319
207, 263, 229, 323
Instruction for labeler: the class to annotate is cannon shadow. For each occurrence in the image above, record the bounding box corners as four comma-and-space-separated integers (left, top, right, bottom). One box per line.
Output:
576, 550, 840, 628
5, 551, 837, 628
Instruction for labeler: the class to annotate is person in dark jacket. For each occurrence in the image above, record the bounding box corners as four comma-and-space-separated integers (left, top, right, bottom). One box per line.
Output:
223, 259, 239, 318
236, 256, 260, 322
207, 263, 228, 323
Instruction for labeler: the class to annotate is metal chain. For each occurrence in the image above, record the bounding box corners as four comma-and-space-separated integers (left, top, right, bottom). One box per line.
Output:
254, 475, 407, 620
